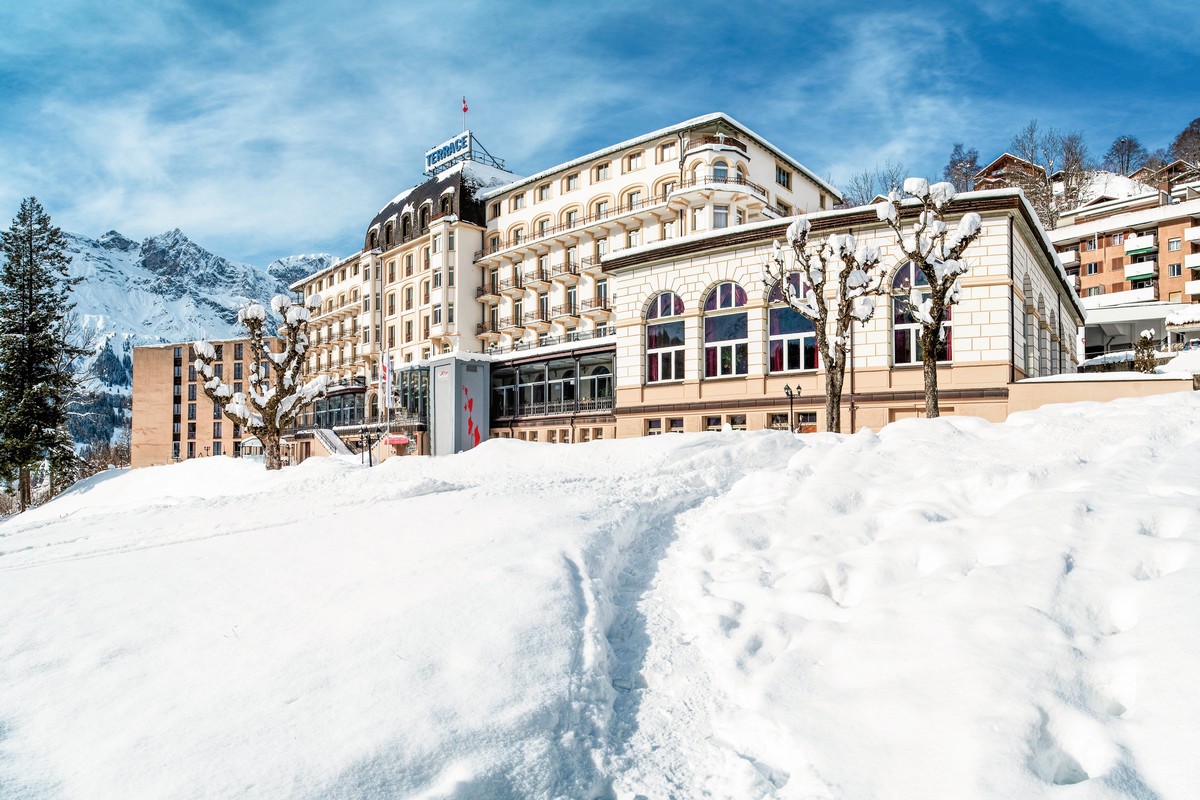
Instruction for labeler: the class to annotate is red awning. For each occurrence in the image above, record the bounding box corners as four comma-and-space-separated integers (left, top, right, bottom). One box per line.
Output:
385, 435, 410, 446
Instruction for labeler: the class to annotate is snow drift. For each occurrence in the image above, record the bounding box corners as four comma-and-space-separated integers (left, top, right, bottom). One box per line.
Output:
2, 394, 1200, 799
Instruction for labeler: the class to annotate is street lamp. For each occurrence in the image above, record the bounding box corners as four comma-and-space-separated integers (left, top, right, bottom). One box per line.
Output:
358, 426, 383, 467
782, 384, 800, 433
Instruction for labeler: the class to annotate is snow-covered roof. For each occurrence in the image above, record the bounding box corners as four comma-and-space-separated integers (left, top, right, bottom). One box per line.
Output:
1166, 306, 1200, 327
479, 112, 842, 202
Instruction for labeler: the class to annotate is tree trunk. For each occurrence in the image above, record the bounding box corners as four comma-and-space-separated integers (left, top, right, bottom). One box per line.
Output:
264, 435, 282, 471
18, 466, 30, 512
922, 327, 941, 419
825, 350, 844, 433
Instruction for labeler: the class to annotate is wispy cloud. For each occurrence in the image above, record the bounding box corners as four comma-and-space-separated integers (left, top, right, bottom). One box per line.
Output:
1, 0, 1196, 264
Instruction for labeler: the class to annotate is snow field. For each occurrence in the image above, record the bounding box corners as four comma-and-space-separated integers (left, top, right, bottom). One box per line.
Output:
2, 393, 1200, 798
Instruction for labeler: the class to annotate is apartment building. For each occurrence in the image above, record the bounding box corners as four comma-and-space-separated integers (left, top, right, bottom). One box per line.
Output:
1049, 181, 1200, 357
132, 338, 281, 467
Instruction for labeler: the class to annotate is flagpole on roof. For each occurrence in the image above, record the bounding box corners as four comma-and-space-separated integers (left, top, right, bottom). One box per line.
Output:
462, 96, 468, 133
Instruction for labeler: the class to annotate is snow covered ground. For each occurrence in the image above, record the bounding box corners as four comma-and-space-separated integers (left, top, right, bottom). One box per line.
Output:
3, 394, 1200, 799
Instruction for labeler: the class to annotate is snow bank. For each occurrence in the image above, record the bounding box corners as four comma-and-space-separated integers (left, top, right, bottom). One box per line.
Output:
3, 394, 1200, 798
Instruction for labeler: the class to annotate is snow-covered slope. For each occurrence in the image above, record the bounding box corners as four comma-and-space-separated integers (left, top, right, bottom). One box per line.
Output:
2, 394, 1199, 798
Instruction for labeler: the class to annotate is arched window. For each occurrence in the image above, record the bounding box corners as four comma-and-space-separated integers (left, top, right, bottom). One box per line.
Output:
1037, 296, 1049, 376
892, 262, 951, 365
369, 230, 378, 249
593, 199, 610, 219
713, 160, 728, 182
646, 291, 686, 383
440, 196, 451, 215
511, 226, 525, 245
703, 281, 748, 377
735, 164, 745, 184
419, 206, 430, 230
384, 223, 394, 248
1022, 273, 1035, 376
768, 274, 818, 372
401, 215, 411, 239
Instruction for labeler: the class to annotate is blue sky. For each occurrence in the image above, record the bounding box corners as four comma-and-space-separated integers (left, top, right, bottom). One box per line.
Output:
2, 0, 1198, 267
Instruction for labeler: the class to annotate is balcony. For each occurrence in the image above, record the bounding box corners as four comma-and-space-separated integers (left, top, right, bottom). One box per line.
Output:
476, 322, 496, 335
476, 282, 499, 299
551, 303, 578, 320
523, 268, 551, 287
485, 326, 616, 356
1185, 226, 1200, 244
1058, 250, 1078, 266
550, 261, 580, 280
1124, 260, 1157, 281
683, 134, 747, 154
473, 191, 672, 261
1186, 279, 1200, 295
498, 316, 523, 330
1185, 252, 1200, 270
580, 297, 611, 314
498, 274, 524, 293
1081, 285, 1159, 309
523, 309, 550, 327
675, 173, 769, 200
1124, 233, 1157, 255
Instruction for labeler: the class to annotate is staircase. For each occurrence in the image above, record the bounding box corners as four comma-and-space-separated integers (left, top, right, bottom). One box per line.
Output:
312, 428, 353, 456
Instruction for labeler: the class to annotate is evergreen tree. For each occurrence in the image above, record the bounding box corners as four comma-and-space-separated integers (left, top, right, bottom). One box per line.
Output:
0, 197, 82, 511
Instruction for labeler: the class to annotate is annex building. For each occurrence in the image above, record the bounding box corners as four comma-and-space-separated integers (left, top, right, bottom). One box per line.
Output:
272, 113, 1095, 462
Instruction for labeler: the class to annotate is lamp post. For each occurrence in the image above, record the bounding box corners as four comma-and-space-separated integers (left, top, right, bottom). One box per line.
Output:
358, 426, 382, 467
782, 384, 800, 433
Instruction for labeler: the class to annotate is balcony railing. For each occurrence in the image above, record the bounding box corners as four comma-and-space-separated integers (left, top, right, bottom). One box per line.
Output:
551, 261, 580, 278
523, 310, 549, 325
474, 191, 672, 260
498, 316, 522, 329
486, 326, 615, 355
524, 268, 550, 285
498, 397, 615, 419
1124, 261, 1157, 281
683, 134, 748, 153
551, 303, 578, 318
1124, 233, 1157, 255
580, 297, 611, 311
498, 274, 524, 291
476, 283, 499, 298
477, 322, 496, 335
674, 173, 768, 198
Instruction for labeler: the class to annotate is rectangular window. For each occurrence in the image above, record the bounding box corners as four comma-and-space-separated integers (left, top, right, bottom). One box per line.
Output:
566, 173, 579, 191
646, 419, 662, 436
433, 306, 442, 325
187, 403, 196, 420
1112, 232, 1124, 245
174, 346, 182, 358
404, 321, 412, 343
511, 193, 525, 210
1085, 237, 1098, 251
212, 441, 222, 456
705, 416, 722, 431
1169, 238, 1181, 252
405, 255, 413, 277
490, 202, 500, 218
187, 423, 196, 440
213, 402, 221, 420
187, 442, 195, 459
187, 385, 196, 401
432, 235, 441, 254
213, 345, 223, 360
388, 261, 396, 282
213, 363, 223, 379
448, 302, 455, 323
775, 165, 792, 189
1169, 263, 1182, 278
692, 207, 705, 231
658, 142, 675, 163
388, 293, 396, 315
233, 343, 243, 360
628, 228, 640, 247
234, 362, 243, 379
704, 313, 749, 377
595, 162, 610, 181
433, 270, 442, 289
646, 321, 686, 382
404, 287, 413, 310
668, 417, 684, 433
213, 422, 222, 439
388, 325, 396, 348
713, 205, 729, 229
1086, 262, 1100, 275
448, 232, 455, 251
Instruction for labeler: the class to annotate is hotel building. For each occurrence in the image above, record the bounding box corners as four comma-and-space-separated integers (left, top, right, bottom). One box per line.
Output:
132, 338, 282, 467
135, 115, 1116, 466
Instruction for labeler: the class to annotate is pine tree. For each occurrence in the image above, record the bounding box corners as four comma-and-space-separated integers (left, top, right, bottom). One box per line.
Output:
0, 197, 83, 511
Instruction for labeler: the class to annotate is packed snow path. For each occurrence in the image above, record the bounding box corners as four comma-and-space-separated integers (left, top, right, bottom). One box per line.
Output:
2, 394, 1200, 798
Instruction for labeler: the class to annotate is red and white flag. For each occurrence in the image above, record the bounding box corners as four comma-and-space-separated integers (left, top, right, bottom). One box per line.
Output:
462, 96, 468, 114
382, 355, 393, 409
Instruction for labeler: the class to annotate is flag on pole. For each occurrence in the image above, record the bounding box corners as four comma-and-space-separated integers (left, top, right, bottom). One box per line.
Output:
382, 354, 393, 409
462, 96, 468, 113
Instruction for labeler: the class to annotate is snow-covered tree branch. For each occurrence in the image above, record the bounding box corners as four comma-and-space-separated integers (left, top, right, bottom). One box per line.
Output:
194, 294, 326, 470
875, 179, 983, 418
763, 215, 888, 432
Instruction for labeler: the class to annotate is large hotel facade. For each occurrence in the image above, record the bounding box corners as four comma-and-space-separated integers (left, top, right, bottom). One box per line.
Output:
272, 113, 1086, 460
134, 113, 1108, 466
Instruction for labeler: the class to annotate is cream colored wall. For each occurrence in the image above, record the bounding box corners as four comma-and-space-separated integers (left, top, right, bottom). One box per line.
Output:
1008, 377, 1195, 414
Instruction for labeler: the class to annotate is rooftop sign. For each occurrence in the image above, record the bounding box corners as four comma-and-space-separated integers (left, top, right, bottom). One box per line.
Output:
425, 131, 471, 174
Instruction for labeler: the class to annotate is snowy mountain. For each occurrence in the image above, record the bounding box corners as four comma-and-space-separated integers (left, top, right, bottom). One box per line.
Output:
61, 229, 333, 446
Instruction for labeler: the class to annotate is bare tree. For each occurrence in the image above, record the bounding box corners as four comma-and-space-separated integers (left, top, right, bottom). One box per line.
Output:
1103, 135, 1149, 175
763, 218, 889, 432
1170, 117, 1200, 164
841, 161, 907, 207
194, 294, 326, 470
943, 144, 979, 192
875, 179, 984, 418
1007, 120, 1094, 229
